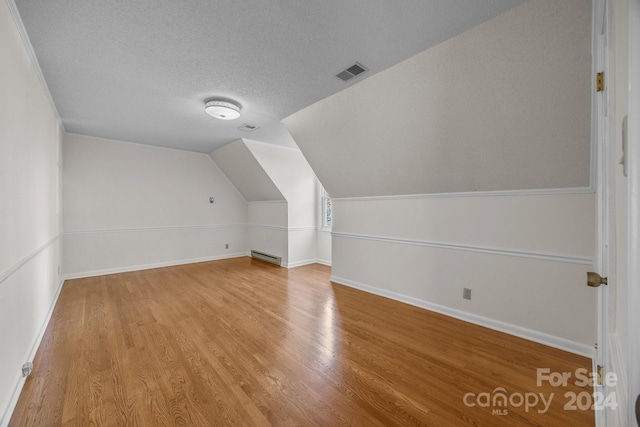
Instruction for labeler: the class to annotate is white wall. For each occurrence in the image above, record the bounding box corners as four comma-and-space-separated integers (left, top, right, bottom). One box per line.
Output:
244, 140, 319, 267
0, 1, 63, 424
330, 193, 596, 355
316, 230, 332, 266
247, 201, 289, 265
210, 138, 326, 268
280, 0, 595, 357
210, 139, 290, 265
63, 134, 248, 277
284, 0, 592, 197
244, 140, 317, 227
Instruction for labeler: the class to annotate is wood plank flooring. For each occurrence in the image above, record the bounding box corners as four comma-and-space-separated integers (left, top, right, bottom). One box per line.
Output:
11, 257, 594, 426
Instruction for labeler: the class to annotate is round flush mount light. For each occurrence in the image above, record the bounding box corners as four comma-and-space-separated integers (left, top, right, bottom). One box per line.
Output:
205, 99, 241, 120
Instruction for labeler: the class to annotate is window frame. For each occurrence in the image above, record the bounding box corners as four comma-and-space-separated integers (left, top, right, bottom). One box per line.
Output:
320, 188, 332, 230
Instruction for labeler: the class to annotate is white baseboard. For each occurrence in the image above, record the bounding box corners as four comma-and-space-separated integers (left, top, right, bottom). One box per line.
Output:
63, 252, 249, 280
284, 259, 317, 268
284, 259, 332, 268
0, 278, 65, 427
330, 275, 594, 359
64, 252, 330, 277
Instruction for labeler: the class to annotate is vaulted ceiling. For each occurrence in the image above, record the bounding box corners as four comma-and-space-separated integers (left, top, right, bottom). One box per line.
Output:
14, 0, 525, 152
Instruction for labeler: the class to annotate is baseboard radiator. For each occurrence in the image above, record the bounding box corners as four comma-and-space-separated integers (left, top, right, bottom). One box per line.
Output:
250, 250, 282, 266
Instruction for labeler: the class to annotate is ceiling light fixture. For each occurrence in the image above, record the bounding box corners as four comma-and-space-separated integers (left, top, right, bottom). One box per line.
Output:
205, 99, 241, 120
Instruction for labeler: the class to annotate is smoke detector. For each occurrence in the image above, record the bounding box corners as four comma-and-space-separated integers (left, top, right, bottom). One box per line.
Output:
205, 99, 241, 120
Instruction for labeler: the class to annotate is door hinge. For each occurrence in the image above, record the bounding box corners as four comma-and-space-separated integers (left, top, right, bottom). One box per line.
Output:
587, 272, 608, 287
597, 365, 604, 386
596, 72, 605, 92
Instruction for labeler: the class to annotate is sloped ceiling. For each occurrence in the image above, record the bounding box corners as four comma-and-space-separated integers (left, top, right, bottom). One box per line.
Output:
283, 0, 592, 198
13, 0, 525, 152
209, 140, 284, 202
243, 140, 317, 202
244, 140, 319, 228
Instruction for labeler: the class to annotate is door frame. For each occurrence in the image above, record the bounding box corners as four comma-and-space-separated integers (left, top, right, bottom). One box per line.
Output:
593, 0, 612, 425
627, 1, 640, 425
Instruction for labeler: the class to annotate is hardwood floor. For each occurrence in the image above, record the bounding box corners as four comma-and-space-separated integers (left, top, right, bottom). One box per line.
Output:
11, 257, 594, 426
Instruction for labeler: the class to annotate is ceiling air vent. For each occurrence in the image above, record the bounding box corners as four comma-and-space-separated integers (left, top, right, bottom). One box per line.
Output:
336, 62, 368, 82
238, 123, 259, 132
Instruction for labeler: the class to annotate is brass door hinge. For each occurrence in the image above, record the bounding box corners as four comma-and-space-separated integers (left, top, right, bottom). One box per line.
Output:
587, 272, 608, 287
597, 72, 605, 92
597, 365, 604, 386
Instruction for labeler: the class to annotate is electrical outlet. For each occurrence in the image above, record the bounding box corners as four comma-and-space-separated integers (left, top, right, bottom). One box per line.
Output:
225, 243, 229, 249
22, 362, 33, 377
463, 288, 471, 300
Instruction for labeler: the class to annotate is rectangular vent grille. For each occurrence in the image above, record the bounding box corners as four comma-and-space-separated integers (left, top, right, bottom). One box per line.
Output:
238, 123, 259, 132
250, 250, 282, 266
336, 62, 368, 81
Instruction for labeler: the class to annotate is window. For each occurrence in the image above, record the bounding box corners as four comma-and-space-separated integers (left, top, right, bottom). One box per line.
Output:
322, 189, 332, 229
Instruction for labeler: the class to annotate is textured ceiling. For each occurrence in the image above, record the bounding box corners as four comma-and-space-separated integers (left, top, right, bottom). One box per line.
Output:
14, 0, 525, 152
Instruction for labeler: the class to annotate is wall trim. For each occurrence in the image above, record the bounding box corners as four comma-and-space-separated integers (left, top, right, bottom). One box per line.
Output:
4, 0, 63, 131
247, 200, 287, 204
315, 259, 332, 267
332, 187, 594, 202
63, 252, 249, 280
248, 224, 317, 232
0, 234, 60, 289
63, 224, 246, 235
0, 277, 64, 427
63, 224, 320, 234
331, 232, 593, 266
330, 275, 594, 359
288, 226, 317, 232
247, 224, 288, 231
